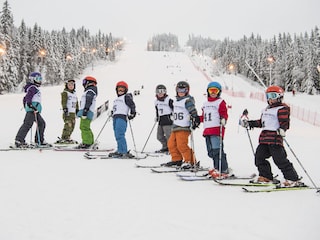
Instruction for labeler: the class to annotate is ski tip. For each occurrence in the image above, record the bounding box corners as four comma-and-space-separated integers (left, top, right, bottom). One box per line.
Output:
242, 187, 249, 192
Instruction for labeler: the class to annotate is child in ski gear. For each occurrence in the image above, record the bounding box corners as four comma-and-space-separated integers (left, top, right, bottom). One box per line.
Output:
162, 81, 200, 169
240, 85, 305, 187
76, 76, 98, 149
154, 84, 173, 153
15, 72, 49, 147
56, 79, 79, 144
200, 81, 230, 178
109, 81, 136, 158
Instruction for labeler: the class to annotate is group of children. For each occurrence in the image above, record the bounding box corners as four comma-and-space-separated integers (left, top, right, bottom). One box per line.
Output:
154, 80, 305, 187
14, 73, 98, 149
15, 71, 305, 187
14, 72, 137, 158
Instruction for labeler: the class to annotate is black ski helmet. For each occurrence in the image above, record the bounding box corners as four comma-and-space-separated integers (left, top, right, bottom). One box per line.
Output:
155, 84, 167, 94
176, 81, 189, 95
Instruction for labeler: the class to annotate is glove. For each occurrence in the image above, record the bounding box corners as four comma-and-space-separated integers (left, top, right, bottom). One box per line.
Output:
27, 103, 38, 112
82, 108, 88, 119
277, 128, 286, 137
220, 118, 226, 126
241, 119, 254, 129
240, 119, 249, 128
63, 108, 68, 117
128, 112, 136, 120
191, 115, 200, 130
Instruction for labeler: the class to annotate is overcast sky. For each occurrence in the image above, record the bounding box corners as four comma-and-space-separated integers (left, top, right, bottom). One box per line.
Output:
5, 0, 320, 45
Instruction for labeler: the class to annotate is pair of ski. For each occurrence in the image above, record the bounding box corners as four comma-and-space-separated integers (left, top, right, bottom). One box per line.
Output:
83, 151, 147, 160
133, 150, 168, 158
180, 172, 312, 192
0, 144, 54, 151
135, 162, 209, 173
212, 178, 312, 192
54, 146, 113, 152
177, 172, 256, 181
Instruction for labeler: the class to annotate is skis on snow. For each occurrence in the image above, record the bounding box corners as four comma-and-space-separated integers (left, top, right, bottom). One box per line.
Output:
213, 178, 313, 192
213, 178, 276, 187
83, 152, 147, 160
132, 150, 168, 158
242, 185, 312, 193
0, 144, 53, 151
54, 146, 114, 152
150, 166, 209, 173
177, 172, 256, 181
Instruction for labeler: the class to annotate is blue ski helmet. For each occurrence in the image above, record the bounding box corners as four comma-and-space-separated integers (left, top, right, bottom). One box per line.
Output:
29, 72, 42, 85
207, 81, 222, 97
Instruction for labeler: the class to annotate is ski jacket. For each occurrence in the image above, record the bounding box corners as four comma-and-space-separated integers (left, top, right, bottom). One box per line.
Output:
23, 83, 42, 113
112, 93, 136, 121
155, 95, 173, 126
61, 88, 79, 114
249, 102, 290, 146
172, 95, 198, 132
77, 85, 98, 120
200, 96, 228, 138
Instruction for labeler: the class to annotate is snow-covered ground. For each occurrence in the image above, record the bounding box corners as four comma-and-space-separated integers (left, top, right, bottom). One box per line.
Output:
0, 42, 319, 240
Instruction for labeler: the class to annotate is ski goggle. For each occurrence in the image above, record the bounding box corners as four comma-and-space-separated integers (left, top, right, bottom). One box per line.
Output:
208, 87, 220, 95
156, 88, 166, 94
117, 86, 126, 92
34, 76, 42, 81
266, 92, 283, 100
176, 87, 188, 93
30, 76, 42, 83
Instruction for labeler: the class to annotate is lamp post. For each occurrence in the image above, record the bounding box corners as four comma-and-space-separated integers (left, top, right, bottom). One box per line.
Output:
228, 63, 235, 91
0, 45, 5, 56
91, 48, 96, 71
267, 56, 275, 86
38, 49, 46, 72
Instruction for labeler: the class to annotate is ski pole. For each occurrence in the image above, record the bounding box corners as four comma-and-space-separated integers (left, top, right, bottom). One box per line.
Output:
218, 123, 223, 178
34, 111, 41, 146
246, 127, 255, 157
140, 121, 157, 153
283, 138, 319, 192
30, 127, 33, 145
89, 113, 112, 151
128, 119, 138, 156
241, 109, 255, 157
190, 128, 197, 171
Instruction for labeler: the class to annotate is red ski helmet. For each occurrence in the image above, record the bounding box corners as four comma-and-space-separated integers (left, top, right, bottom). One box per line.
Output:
265, 85, 284, 101
116, 81, 128, 94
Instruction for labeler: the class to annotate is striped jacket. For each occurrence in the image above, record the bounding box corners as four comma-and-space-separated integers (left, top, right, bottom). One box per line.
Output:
248, 102, 290, 146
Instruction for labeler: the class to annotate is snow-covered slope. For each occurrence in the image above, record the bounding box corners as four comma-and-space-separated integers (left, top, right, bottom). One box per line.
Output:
0, 42, 319, 240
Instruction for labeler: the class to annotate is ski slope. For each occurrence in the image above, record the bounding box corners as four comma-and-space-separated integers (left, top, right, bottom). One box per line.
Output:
0, 42, 319, 240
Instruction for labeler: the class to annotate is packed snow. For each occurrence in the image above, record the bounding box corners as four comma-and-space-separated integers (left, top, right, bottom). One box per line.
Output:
0, 42, 319, 240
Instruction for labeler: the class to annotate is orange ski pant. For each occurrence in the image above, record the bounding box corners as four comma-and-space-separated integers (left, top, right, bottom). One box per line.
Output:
168, 130, 195, 164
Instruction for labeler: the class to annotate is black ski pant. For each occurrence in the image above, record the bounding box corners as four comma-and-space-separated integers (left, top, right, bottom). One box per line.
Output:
254, 144, 299, 181
15, 111, 46, 144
